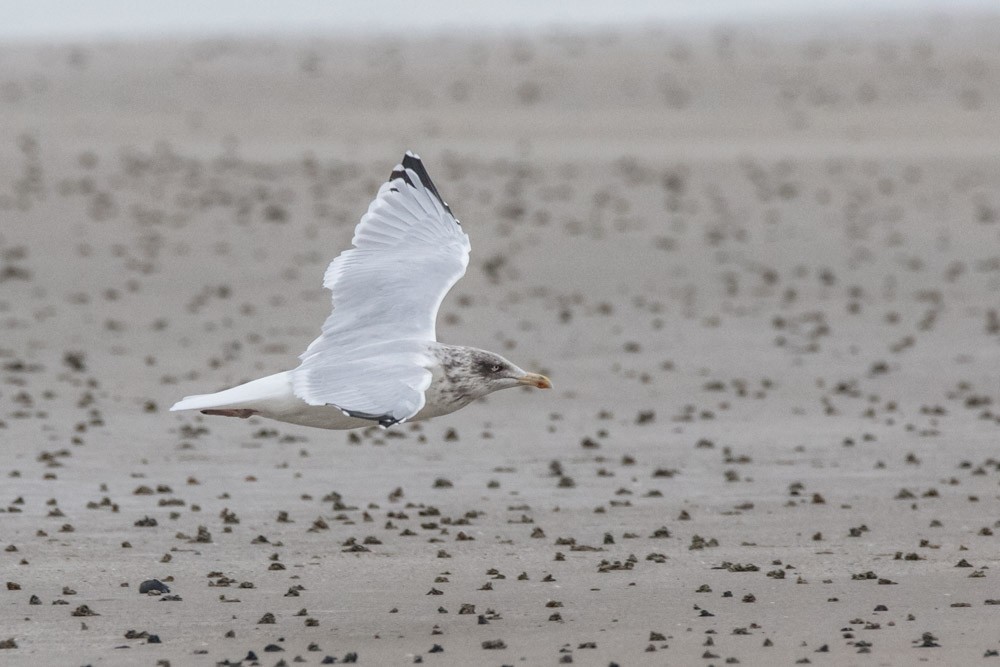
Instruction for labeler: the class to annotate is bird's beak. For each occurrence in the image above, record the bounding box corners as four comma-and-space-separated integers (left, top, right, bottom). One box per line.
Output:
517, 372, 552, 389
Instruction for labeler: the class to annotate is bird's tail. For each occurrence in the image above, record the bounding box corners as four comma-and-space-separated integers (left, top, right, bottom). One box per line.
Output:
170, 371, 292, 413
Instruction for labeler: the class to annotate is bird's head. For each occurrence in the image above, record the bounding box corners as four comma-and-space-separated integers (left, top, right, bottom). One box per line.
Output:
462, 349, 552, 396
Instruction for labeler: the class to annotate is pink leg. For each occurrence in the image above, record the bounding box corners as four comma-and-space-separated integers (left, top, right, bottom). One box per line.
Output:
201, 409, 258, 418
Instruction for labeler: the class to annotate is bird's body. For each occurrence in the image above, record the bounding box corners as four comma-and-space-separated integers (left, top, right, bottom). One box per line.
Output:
170, 153, 550, 429
171, 343, 529, 429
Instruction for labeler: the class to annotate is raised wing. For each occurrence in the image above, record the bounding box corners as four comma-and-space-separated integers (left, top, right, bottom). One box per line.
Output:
306, 151, 468, 351
291, 152, 469, 422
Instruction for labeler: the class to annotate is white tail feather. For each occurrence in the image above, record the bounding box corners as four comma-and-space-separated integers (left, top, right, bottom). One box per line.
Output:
170, 372, 292, 412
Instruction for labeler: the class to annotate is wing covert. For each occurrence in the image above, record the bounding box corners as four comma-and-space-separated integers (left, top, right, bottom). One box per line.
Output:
292, 342, 435, 424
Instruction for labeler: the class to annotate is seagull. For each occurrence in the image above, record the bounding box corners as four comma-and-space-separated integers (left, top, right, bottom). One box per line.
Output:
170, 152, 551, 430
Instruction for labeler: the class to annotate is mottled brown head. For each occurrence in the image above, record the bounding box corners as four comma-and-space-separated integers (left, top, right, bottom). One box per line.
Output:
443, 347, 551, 400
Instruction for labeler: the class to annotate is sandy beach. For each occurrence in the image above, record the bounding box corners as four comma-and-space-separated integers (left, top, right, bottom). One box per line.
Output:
3, 10, 1000, 665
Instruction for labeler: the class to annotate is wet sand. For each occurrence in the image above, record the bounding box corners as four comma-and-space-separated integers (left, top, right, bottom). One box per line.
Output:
3, 11, 1000, 665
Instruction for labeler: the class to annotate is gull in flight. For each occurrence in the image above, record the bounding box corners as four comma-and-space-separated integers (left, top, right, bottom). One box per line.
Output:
170, 152, 551, 429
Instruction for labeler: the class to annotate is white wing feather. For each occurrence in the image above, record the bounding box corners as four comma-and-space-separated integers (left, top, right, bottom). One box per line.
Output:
293, 341, 435, 425
290, 152, 470, 424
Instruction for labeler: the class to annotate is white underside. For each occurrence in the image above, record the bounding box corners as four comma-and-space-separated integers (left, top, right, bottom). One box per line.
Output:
169, 367, 457, 430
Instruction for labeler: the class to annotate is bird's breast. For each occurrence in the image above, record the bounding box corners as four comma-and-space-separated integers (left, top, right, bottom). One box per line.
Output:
417, 369, 477, 420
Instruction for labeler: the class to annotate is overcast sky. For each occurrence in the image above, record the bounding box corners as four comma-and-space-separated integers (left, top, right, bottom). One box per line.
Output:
1, 0, 995, 41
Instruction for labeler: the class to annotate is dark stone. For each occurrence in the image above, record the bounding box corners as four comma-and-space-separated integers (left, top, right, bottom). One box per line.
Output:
139, 579, 169, 594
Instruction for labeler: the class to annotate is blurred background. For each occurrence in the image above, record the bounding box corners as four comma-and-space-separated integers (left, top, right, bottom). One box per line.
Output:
3, 0, 997, 39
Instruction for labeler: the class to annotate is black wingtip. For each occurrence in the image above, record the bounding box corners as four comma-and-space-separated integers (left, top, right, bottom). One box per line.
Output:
389, 165, 414, 188
401, 151, 422, 170
341, 407, 401, 429
389, 151, 454, 217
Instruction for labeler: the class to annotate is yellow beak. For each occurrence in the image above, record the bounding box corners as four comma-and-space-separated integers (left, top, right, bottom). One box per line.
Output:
518, 373, 552, 389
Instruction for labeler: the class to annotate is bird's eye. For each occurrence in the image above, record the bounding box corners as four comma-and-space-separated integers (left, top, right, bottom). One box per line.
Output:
490, 364, 502, 373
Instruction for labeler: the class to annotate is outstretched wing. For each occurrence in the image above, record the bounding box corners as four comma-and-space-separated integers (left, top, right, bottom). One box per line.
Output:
291, 152, 469, 423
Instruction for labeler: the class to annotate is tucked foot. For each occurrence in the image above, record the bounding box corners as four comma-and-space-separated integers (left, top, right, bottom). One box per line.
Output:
201, 409, 258, 418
